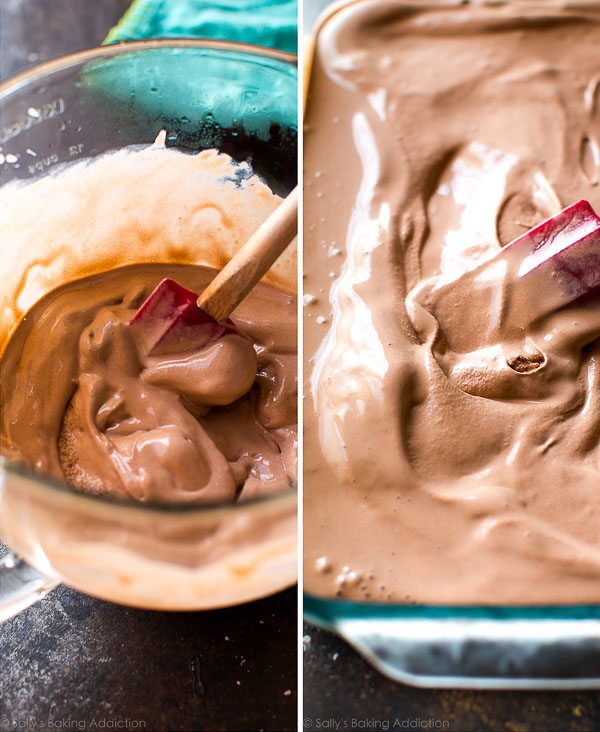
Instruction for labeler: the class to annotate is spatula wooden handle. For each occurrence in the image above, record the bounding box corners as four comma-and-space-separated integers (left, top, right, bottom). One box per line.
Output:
197, 186, 298, 322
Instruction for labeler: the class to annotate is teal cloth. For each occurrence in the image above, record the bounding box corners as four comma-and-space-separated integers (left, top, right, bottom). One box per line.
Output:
90, 0, 297, 146
105, 0, 298, 53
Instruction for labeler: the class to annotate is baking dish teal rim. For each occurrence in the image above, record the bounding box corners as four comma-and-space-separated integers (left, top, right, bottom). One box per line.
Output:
304, 593, 600, 688
305, 594, 600, 622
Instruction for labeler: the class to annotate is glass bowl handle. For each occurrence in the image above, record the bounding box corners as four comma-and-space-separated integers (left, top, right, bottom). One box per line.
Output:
0, 549, 59, 622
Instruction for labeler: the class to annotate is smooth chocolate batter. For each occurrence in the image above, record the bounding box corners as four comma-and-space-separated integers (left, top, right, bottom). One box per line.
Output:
304, 1, 600, 604
1, 264, 297, 503
0, 136, 297, 505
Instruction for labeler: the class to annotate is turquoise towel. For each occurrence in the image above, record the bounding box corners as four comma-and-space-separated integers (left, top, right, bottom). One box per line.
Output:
86, 0, 297, 152
105, 0, 298, 53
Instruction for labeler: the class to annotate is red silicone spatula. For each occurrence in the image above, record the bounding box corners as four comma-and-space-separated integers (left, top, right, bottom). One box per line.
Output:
507, 199, 600, 308
130, 186, 298, 355
412, 199, 600, 353
129, 278, 236, 356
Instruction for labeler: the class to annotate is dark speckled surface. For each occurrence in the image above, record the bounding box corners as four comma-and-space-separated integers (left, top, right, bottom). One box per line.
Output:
0, 3, 297, 731
1, 583, 297, 731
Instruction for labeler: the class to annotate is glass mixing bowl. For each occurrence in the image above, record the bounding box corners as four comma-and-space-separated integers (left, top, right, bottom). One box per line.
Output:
0, 40, 298, 619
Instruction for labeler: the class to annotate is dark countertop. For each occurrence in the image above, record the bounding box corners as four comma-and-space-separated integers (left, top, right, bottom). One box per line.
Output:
0, 3, 297, 731
2, 585, 297, 731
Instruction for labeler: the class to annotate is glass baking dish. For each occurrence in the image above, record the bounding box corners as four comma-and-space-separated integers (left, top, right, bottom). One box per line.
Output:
305, 595, 600, 689
302, 0, 600, 689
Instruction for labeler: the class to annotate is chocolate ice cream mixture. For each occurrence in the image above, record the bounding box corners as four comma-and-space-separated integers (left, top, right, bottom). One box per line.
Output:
304, 1, 600, 603
1, 141, 297, 504
2, 265, 296, 503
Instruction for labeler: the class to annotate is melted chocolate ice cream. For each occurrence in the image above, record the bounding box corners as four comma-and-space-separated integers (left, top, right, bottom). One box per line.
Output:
2, 264, 297, 503
304, 0, 600, 604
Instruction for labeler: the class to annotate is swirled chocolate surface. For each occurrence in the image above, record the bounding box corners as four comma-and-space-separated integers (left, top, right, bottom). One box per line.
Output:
304, 1, 600, 603
0, 139, 297, 504
1, 264, 297, 503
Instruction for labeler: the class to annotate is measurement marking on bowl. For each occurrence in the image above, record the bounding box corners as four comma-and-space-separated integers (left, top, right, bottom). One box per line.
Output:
28, 154, 59, 176
0, 98, 65, 144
